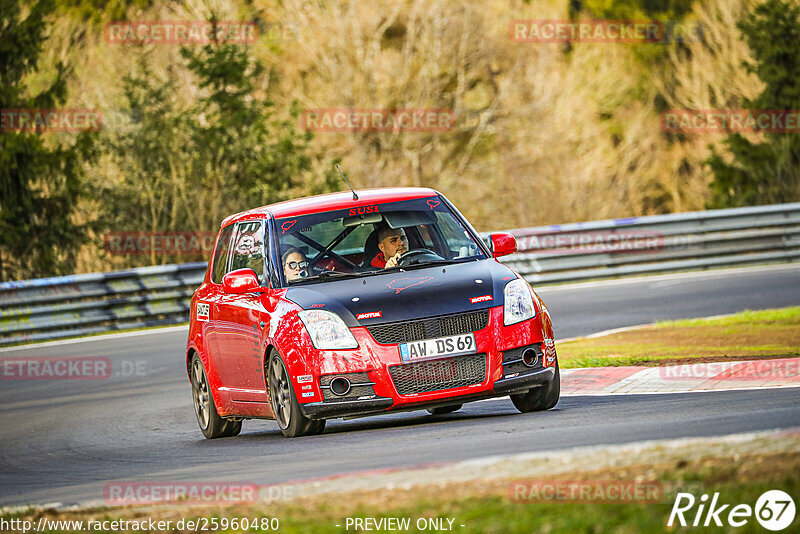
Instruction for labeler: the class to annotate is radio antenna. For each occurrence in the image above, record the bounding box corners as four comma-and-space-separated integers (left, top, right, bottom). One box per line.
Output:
336, 165, 358, 200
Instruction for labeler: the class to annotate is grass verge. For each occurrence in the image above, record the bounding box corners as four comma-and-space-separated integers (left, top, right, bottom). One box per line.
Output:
557, 306, 800, 368
5, 447, 798, 533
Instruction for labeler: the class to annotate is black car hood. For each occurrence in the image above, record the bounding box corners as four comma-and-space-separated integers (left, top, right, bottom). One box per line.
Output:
284, 259, 517, 327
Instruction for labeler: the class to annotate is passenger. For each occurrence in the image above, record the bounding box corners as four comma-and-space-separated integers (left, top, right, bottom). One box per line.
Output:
370, 227, 409, 269
282, 248, 309, 281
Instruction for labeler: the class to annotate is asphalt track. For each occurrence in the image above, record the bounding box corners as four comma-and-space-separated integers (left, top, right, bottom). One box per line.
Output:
1, 264, 799, 508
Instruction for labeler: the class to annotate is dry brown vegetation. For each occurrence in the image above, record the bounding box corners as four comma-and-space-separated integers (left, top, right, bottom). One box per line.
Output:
38, 0, 768, 272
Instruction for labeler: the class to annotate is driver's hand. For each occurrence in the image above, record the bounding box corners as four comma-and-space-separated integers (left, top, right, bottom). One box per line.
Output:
385, 251, 402, 269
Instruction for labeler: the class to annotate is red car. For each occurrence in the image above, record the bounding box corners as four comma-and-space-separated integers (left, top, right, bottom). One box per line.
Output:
186, 188, 560, 438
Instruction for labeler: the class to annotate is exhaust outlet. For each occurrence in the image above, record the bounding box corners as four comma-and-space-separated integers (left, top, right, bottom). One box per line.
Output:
522, 348, 539, 368
330, 376, 352, 396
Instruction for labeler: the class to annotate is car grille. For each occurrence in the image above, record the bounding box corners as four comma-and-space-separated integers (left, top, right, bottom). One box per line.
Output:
502, 344, 543, 378
389, 353, 487, 395
367, 310, 490, 344
319, 372, 375, 403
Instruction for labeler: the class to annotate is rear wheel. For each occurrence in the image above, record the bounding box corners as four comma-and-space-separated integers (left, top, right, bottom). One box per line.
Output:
510, 363, 560, 413
191, 355, 242, 439
427, 404, 462, 415
267, 352, 315, 438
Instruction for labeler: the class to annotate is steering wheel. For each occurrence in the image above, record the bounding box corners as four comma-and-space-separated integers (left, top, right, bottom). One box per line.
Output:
397, 248, 441, 266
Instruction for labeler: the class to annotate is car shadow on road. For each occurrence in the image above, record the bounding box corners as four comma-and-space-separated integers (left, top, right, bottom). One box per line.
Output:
232, 403, 559, 441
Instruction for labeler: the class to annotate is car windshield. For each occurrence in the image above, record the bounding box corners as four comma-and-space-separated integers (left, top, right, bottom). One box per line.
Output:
276, 196, 487, 284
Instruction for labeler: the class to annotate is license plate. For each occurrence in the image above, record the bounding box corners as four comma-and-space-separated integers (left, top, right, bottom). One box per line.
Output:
399, 333, 476, 363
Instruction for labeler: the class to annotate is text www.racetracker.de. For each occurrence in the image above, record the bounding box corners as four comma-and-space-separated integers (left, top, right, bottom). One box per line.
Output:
1, 516, 280, 533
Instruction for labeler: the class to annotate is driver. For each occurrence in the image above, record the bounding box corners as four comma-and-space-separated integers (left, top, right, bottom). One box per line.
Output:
282, 248, 309, 281
371, 227, 409, 269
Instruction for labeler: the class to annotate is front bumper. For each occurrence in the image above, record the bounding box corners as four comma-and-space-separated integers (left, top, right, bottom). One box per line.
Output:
301, 365, 555, 420
493, 366, 555, 395
294, 306, 557, 419
300, 396, 394, 419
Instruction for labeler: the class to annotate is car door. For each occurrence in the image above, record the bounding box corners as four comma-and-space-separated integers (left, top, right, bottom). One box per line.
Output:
214, 220, 272, 403
202, 223, 235, 386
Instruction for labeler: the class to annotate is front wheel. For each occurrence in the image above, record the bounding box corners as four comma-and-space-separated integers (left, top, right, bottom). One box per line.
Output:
267, 352, 315, 438
510, 363, 560, 413
307, 419, 327, 435
191, 355, 242, 439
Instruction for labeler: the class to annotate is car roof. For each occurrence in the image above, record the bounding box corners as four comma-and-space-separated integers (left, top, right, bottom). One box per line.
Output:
221, 187, 440, 227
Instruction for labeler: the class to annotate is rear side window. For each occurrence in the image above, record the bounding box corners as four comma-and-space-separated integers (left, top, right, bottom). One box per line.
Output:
211, 225, 235, 283
230, 221, 266, 284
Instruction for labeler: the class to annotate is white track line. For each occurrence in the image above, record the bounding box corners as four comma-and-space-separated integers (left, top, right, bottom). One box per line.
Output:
0, 325, 189, 353
536, 262, 800, 292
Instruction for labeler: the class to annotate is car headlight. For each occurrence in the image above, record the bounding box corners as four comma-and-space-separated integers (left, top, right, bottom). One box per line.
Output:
503, 278, 536, 325
298, 310, 358, 350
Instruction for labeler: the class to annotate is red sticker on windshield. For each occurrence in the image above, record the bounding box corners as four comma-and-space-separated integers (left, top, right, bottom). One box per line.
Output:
348, 205, 380, 216
427, 200, 440, 209
281, 220, 297, 234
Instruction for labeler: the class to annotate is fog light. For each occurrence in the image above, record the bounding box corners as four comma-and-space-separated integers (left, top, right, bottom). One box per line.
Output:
522, 348, 539, 368
330, 376, 351, 396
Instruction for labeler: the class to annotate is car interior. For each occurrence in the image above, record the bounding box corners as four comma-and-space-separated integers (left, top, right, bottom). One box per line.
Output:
278, 209, 480, 281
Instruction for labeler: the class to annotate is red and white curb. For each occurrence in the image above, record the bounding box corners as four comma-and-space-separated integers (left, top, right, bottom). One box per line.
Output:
561, 358, 800, 395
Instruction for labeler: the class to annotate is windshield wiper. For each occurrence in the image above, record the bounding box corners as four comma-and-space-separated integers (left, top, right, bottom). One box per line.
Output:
313, 270, 367, 280
393, 259, 463, 270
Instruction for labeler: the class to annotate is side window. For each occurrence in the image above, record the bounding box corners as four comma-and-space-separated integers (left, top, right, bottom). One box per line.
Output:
211, 225, 235, 284
230, 221, 266, 283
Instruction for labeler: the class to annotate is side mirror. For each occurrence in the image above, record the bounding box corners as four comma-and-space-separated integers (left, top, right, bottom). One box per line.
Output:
489, 232, 517, 258
222, 269, 267, 294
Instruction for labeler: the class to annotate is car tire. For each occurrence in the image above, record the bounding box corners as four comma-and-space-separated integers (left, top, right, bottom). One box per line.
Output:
267, 351, 315, 438
510, 362, 560, 413
191, 355, 243, 439
307, 419, 327, 435
427, 404, 462, 415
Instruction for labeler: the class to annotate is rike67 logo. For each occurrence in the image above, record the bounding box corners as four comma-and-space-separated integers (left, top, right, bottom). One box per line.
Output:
668, 490, 796, 531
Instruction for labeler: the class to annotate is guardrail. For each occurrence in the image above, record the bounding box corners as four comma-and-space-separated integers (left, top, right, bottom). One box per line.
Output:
1, 203, 798, 346
497, 202, 800, 285
0, 263, 207, 346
